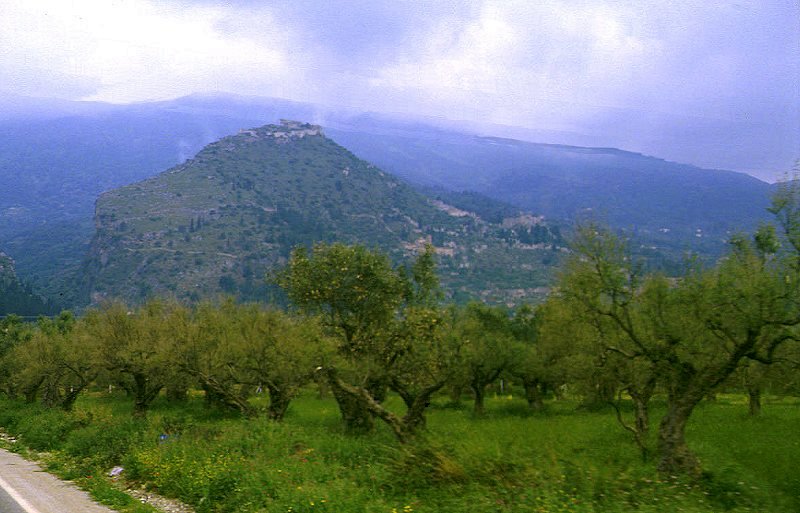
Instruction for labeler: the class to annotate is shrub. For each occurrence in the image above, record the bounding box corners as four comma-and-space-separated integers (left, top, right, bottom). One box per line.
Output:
63, 415, 145, 468
15, 407, 74, 451
385, 442, 467, 491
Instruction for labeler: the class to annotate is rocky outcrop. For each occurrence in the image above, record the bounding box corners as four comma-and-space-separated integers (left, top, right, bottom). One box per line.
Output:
238, 120, 323, 141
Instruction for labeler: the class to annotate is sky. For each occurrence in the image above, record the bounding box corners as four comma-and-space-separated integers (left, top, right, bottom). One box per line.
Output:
1, 0, 798, 181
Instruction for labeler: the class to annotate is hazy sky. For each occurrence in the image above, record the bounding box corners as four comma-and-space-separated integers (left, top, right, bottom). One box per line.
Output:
1, 0, 798, 180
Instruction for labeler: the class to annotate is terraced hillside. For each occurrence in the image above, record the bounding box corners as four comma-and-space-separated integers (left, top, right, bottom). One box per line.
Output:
82, 121, 564, 305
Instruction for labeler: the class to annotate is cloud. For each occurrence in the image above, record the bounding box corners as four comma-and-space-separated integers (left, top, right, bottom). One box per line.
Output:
368, 1, 666, 126
0, 0, 292, 102
0, 0, 796, 177
355, 0, 797, 178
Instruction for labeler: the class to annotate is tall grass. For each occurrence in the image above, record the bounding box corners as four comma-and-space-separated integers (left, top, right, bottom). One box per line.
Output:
0, 390, 796, 512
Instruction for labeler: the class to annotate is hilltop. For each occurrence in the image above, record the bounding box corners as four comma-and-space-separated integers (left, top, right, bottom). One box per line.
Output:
81, 121, 563, 306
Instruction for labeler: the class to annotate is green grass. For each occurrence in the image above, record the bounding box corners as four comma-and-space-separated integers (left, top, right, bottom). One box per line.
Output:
0, 391, 796, 512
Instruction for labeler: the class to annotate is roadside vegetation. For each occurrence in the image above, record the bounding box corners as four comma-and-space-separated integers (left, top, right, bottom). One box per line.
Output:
0, 391, 797, 513
0, 183, 798, 512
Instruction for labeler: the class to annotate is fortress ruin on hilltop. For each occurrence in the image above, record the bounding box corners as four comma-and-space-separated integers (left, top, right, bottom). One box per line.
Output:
238, 120, 323, 141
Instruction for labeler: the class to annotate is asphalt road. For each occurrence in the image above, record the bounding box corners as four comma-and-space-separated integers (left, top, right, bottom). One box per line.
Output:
0, 482, 28, 513
0, 448, 116, 513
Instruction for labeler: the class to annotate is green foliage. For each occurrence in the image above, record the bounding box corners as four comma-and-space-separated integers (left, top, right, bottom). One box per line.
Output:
446, 303, 519, 414
84, 300, 188, 416
3, 311, 95, 410
278, 243, 454, 439
127, 442, 245, 508
0, 393, 797, 512
278, 243, 410, 355
768, 178, 800, 253
182, 300, 334, 419
12, 404, 85, 451
62, 413, 145, 469
0, 315, 34, 382
385, 442, 468, 489
547, 218, 800, 474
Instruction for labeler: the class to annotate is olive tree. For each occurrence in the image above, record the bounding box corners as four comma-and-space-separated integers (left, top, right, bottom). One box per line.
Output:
277, 243, 406, 432
86, 300, 188, 417
241, 308, 333, 420
179, 300, 257, 416
557, 221, 800, 475
0, 315, 35, 398
447, 303, 519, 415
277, 243, 450, 440
508, 303, 574, 411
9, 312, 96, 411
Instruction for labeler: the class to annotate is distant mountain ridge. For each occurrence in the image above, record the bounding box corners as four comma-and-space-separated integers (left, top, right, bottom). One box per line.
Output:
327, 128, 774, 257
81, 121, 563, 306
0, 93, 778, 307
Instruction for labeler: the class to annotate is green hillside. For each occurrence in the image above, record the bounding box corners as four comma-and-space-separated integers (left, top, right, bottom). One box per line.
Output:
82, 121, 563, 306
0, 251, 58, 316
328, 128, 775, 258
0, 94, 777, 305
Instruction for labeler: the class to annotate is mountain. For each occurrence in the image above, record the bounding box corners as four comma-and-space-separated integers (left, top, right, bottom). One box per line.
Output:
0, 93, 778, 305
0, 107, 237, 298
326, 127, 776, 258
0, 251, 58, 316
81, 121, 563, 306
0, 94, 328, 297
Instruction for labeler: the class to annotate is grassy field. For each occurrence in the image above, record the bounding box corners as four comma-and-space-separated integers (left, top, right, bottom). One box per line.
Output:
0, 391, 796, 513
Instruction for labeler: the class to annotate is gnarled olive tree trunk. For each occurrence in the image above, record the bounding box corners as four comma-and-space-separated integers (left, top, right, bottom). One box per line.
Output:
325, 368, 444, 442
196, 374, 257, 417
657, 393, 703, 476
747, 385, 762, 416
522, 377, 544, 411
329, 377, 375, 434
266, 383, 294, 421
131, 372, 164, 418
469, 367, 503, 415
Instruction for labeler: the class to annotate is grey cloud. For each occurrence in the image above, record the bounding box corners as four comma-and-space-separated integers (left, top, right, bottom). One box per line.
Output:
0, 66, 101, 101
2, 0, 797, 177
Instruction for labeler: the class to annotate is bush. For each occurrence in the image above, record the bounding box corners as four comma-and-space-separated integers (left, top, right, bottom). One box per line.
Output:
385, 442, 467, 491
0, 399, 27, 431
15, 407, 74, 451
63, 415, 145, 468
